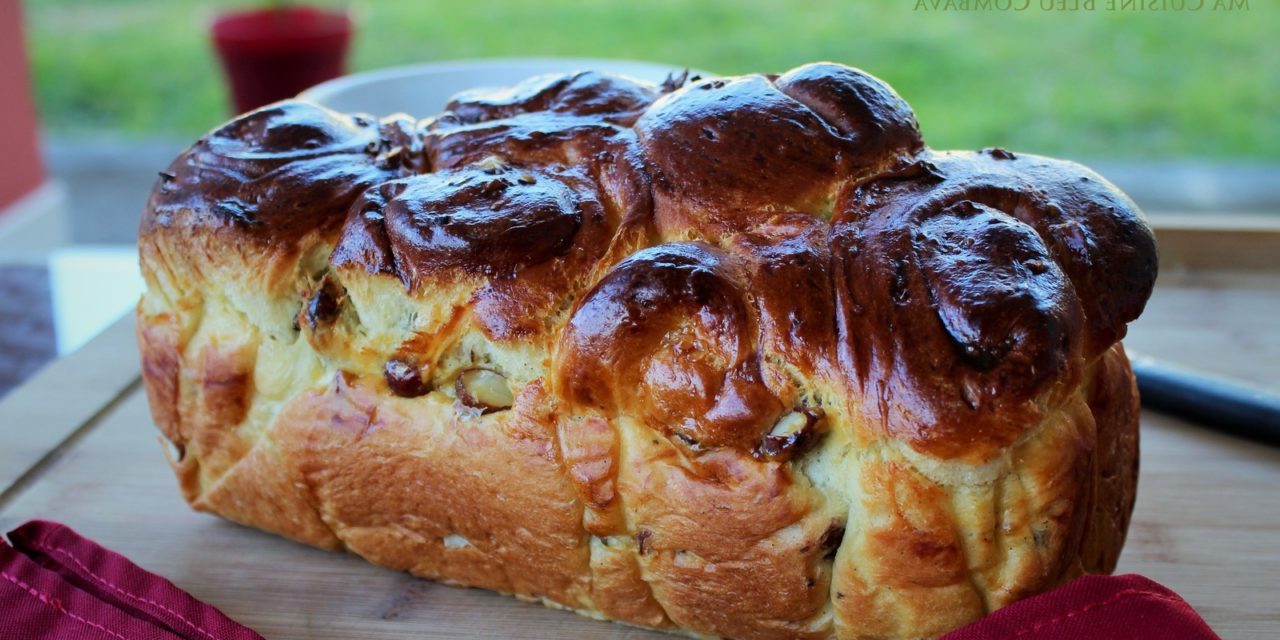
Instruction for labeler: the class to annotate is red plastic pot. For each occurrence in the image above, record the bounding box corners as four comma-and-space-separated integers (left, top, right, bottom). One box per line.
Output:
211, 6, 352, 114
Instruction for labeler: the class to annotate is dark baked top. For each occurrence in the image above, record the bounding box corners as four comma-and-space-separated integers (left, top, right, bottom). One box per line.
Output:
141, 62, 1157, 462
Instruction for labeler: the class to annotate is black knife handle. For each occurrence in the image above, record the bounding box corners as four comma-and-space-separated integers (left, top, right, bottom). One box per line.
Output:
1130, 354, 1280, 446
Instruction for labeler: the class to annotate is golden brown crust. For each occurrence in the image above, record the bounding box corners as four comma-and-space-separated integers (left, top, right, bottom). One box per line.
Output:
558, 242, 787, 452
136, 311, 182, 443
137, 62, 1154, 639
269, 376, 595, 602
619, 445, 834, 639
142, 103, 417, 250
1078, 345, 1141, 574
832, 196, 1085, 460
841, 150, 1157, 357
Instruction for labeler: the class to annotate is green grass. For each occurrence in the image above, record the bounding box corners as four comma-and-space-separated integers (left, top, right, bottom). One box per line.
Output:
25, 0, 1279, 159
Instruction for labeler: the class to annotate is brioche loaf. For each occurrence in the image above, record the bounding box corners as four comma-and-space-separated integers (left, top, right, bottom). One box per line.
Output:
136, 62, 1156, 639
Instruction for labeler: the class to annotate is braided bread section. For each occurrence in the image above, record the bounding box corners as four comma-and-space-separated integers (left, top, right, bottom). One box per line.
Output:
138, 62, 1154, 639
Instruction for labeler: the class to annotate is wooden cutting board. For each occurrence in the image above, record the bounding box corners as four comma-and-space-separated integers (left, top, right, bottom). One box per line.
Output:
1, 219, 1278, 639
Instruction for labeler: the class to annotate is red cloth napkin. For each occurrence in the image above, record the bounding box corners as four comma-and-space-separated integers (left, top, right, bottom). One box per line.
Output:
1, 520, 1220, 639
0, 521, 262, 640
942, 573, 1221, 640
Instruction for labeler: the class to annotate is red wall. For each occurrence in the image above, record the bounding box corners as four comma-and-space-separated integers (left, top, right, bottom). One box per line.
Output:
0, 0, 45, 211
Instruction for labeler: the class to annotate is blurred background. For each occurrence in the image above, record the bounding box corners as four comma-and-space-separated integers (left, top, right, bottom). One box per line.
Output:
0, 0, 1276, 397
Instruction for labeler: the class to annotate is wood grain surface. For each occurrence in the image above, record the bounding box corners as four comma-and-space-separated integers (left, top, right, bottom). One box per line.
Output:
0, 225, 1277, 638
0, 315, 138, 502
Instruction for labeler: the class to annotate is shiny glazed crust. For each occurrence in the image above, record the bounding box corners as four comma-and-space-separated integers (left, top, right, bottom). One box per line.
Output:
136, 63, 1154, 639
